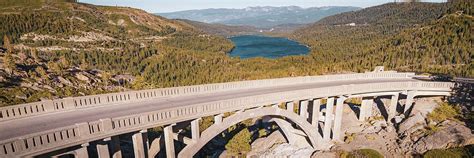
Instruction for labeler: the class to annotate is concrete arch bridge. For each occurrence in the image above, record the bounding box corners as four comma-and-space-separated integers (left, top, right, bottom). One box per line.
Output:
0, 71, 454, 158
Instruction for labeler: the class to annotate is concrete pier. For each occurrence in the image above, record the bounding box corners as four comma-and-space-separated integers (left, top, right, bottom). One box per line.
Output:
333, 96, 346, 141
191, 118, 200, 141
404, 91, 416, 115
287, 101, 295, 112
360, 97, 374, 121
97, 138, 110, 158
299, 100, 309, 119
132, 130, 148, 158
323, 98, 335, 141
214, 114, 223, 124
388, 94, 399, 121
311, 99, 321, 126
164, 125, 176, 158
75, 143, 89, 158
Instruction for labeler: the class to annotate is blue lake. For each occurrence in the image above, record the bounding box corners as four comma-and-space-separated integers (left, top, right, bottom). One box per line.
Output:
228, 35, 310, 59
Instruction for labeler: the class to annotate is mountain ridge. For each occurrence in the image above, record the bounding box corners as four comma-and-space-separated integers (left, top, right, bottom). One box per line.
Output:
157, 6, 361, 28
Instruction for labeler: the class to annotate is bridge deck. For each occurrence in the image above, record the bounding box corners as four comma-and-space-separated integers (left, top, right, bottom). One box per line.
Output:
0, 78, 415, 141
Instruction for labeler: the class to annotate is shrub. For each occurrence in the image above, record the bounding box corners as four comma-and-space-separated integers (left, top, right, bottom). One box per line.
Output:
348, 149, 384, 158
427, 102, 460, 123
423, 123, 440, 136
258, 129, 268, 138
225, 128, 251, 156
423, 145, 474, 158
338, 150, 350, 158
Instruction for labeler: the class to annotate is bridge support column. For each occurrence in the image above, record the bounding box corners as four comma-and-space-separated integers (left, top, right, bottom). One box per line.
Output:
214, 114, 223, 124
404, 91, 416, 116
388, 94, 399, 121
97, 138, 111, 158
311, 99, 321, 126
111, 136, 122, 158
333, 96, 346, 142
132, 130, 149, 158
164, 125, 176, 158
359, 97, 373, 121
75, 143, 89, 158
299, 100, 309, 119
287, 101, 294, 112
191, 118, 201, 141
323, 98, 335, 141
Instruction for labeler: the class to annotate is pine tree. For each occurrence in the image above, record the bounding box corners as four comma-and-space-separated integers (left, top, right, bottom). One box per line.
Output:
31, 49, 41, 63
47, 61, 62, 75
3, 52, 15, 75
59, 55, 70, 70
101, 72, 111, 86
3, 35, 12, 53
2, 35, 16, 74
131, 75, 148, 90
80, 58, 89, 70
36, 66, 48, 80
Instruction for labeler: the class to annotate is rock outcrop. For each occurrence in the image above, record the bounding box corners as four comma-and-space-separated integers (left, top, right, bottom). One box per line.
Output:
260, 144, 314, 158
412, 121, 474, 154
247, 130, 286, 157
398, 112, 426, 135
247, 130, 315, 158
331, 97, 473, 157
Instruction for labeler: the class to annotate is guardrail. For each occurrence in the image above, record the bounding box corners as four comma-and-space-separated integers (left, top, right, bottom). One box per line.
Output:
454, 77, 474, 83
0, 72, 415, 122
0, 81, 453, 157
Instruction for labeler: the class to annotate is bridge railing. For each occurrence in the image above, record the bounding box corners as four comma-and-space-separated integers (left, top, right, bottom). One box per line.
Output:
0, 81, 453, 157
0, 72, 414, 122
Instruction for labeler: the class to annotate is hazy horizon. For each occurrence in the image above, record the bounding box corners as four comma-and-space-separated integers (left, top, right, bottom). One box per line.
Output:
78, 0, 446, 13
157, 5, 360, 14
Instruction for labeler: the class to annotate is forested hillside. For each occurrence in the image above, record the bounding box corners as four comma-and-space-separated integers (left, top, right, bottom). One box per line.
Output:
0, 0, 472, 107
292, 1, 472, 77
0, 0, 234, 106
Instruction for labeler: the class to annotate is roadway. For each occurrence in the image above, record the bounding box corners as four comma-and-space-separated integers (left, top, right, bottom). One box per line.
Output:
0, 78, 416, 141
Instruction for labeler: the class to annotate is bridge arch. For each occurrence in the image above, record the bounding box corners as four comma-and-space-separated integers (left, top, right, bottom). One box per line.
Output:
177, 106, 329, 158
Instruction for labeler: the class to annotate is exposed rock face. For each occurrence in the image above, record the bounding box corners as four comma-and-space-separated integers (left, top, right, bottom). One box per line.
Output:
247, 130, 286, 156
311, 151, 337, 158
413, 98, 438, 116
75, 73, 90, 82
57, 76, 73, 86
335, 126, 403, 157
361, 120, 387, 134
247, 130, 315, 158
260, 144, 314, 158
398, 112, 426, 135
332, 97, 474, 157
412, 121, 474, 154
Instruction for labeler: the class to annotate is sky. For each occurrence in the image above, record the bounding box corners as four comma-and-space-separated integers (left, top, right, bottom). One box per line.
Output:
79, 0, 446, 13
